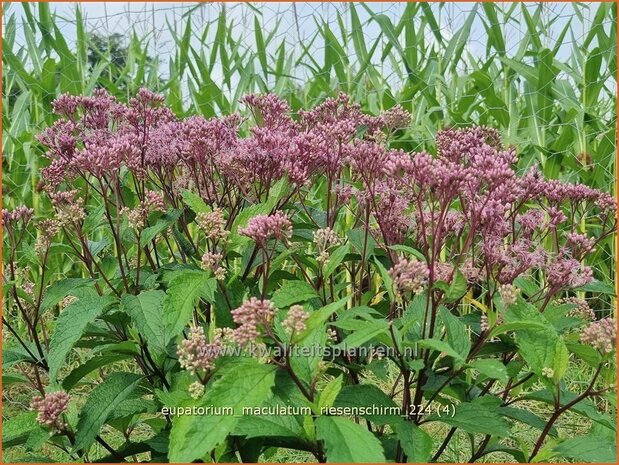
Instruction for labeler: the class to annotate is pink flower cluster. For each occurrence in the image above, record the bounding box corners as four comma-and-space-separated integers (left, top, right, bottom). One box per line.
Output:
580, 318, 616, 353
283, 305, 310, 335
177, 325, 227, 374
177, 297, 282, 376
38, 90, 411, 205
196, 209, 229, 242
30, 391, 70, 429
35, 90, 615, 299
2, 206, 34, 225
380, 125, 614, 291
239, 211, 292, 246
389, 258, 429, 297
558, 296, 595, 322
230, 297, 276, 345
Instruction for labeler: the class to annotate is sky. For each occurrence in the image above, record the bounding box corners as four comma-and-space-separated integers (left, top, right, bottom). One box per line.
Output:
4, 2, 591, 59
2, 2, 607, 96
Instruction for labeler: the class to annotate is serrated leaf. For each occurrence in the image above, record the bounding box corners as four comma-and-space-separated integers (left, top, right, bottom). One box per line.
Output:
429, 398, 511, 437
297, 297, 349, 342
336, 322, 389, 349
2, 412, 38, 448
576, 280, 616, 296
141, 209, 182, 245
271, 280, 319, 308
318, 375, 343, 410
73, 372, 143, 451
444, 269, 467, 302
334, 384, 400, 425
418, 338, 465, 362
395, 420, 433, 462
168, 359, 276, 462
505, 301, 569, 378
440, 307, 470, 360
566, 342, 602, 367
373, 257, 394, 302
316, 416, 386, 462
499, 407, 558, 437
40, 278, 93, 311
181, 189, 211, 214
164, 270, 212, 340
48, 295, 115, 382
323, 243, 350, 279
469, 359, 508, 382
122, 290, 166, 352
62, 354, 131, 391
553, 434, 616, 463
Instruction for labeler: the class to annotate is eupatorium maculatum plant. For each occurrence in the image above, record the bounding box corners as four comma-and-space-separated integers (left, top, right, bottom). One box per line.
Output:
2, 89, 616, 463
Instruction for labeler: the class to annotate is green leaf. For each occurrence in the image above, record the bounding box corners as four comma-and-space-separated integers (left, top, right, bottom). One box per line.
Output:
576, 280, 616, 296
323, 243, 350, 279
489, 320, 549, 337
348, 228, 376, 257
318, 375, 343, 410
553, 434, 616, 463
429, 398, 511, 437
418, 338, 465, 363
440, 307, 470, 360
499, 407, 558, 437
336, 321, 389, 349
40, 278, 93, 311
505, 301, 569, 379
552, 337, 569, 381
388, 244, 425, 261
334, 384, 400, 425
2, 412, 38, 448
271, 280, 319, 308
234, 381, 308, 444
3, 347, 37, 368
373, 257, 395, 302
168, 359, 276, 462
316, 416, 386, 462
122, 290, 167, 352
395, 420, 433, 463
141, 209, 182, 245
164, 270, 212, 341
48, 295, 114, 382
444, 269, 467, 302
235, 411, 307, 444
297, 297, 349, 342
181, 189, 211, 215
73, 372, 143, 451
62, 355, 131, 391
566, 342, 602, 368
469, 359, 508, 382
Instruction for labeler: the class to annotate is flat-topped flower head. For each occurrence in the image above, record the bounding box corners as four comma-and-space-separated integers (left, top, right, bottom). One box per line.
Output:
580, 318, 616, 354
230, 298, 276, 346
389, 258, 429, 297
239, 211, 292, 246
558, 296, 595, 322
546, 254, 593, 290
177, 325, 224, 374
283, 305, 310, 335
201, 252, 226, 280
196, 208, 229, 242
242, 93, 293, 129
499, 284, 519, 307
